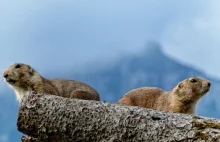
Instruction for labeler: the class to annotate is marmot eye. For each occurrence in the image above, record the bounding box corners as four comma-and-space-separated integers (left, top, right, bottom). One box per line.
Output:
15, 64, 21, 69
190, 79, 197, 83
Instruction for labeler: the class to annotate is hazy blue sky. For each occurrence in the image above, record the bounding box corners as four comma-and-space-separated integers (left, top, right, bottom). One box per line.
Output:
0, 0, 219, 79
1, 1, 220, 141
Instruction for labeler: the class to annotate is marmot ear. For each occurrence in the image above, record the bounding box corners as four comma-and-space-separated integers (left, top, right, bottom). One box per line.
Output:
28, 66, 34, 75
178, 82, 183, 88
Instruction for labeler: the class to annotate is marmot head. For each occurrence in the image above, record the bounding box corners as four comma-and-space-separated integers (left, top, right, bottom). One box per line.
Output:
3, 63, 35, 89
173, 77, 211, 103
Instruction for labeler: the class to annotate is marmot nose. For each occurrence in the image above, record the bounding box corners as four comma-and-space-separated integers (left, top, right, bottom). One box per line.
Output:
208, 82, 211, 87
3, 74, 8, 79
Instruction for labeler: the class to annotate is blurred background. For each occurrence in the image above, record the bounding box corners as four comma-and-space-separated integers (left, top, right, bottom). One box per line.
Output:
1, 0, 220, 141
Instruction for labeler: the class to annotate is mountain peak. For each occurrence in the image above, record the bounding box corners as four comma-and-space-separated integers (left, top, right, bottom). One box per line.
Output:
144, 41, 163, 56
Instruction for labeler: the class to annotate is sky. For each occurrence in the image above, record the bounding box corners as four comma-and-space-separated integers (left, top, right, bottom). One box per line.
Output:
0, 0, 219, 80
1, 1, 220, 141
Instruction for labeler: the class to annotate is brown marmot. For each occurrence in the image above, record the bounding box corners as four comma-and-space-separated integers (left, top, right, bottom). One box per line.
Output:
118, 77, 211, 114
3, 63, 100, 102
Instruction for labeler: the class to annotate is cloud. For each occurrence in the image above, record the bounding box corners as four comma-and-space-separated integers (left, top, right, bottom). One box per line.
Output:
161, 0, 220, 77
0, 0, 219, 78
0, 134, 8, 142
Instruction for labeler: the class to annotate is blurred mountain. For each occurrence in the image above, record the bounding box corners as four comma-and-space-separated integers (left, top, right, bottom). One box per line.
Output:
74, 41, 220, 118
1, 41, 220, 141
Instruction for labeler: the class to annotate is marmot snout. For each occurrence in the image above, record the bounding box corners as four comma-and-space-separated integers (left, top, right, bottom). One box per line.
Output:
3, 64, 34, 89
118, 77, 211, 114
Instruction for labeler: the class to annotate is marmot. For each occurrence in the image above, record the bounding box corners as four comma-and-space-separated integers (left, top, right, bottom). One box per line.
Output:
118, 77, 211, 114
3, 63, 100, 102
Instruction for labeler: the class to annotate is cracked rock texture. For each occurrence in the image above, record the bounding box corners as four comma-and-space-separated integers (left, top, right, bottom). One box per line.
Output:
18, 93, 220, 142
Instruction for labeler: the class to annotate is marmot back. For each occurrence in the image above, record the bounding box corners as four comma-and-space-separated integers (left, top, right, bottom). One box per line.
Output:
50, 79, 99, 100
118, 87, 167, 110
3, 63, 100, 102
